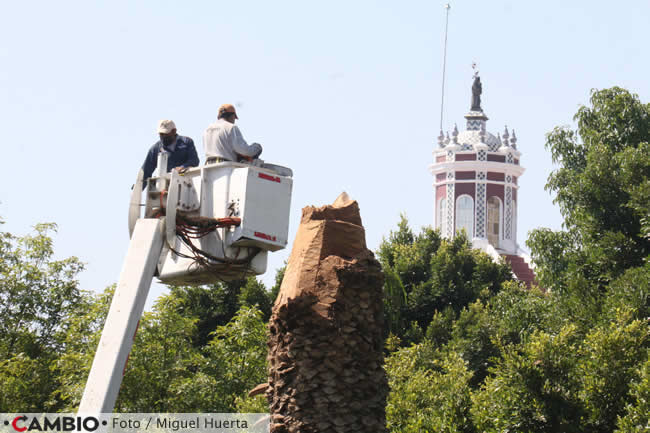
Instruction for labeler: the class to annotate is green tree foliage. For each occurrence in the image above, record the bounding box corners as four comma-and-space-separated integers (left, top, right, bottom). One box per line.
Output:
423, 306, 455, 347
57, 289, 269, 413
169, 281, 249, 348
422, 232, 510, 317
471, 325, 584, 433
615, 357, 650, 433
201, 306, 268, 410
0, 223, 85, 357
385, 280, 649, 433
0, 222, 86, 411
446, 300, 500, 386
386, 343, 473, 433
577, 314, 649, 433
378, 216, 512, 344
487, 282, 560, 345
57, 288, 269, 413
0, 215, 271, 412
269, 262, 286, 303
452, 283, 558, 386
602, 264, 650, 323
56, 286, 113, 410
167, 277, 273, 348
116, 295, 199, 411
468, 314, 649, 433
238, 277, 273, 321
529, 87, 650, 292
526, 228, 578, 294
126, 304, 267, 413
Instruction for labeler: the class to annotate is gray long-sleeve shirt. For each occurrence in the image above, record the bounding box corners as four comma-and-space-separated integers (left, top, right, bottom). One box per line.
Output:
203, 119, 262, 161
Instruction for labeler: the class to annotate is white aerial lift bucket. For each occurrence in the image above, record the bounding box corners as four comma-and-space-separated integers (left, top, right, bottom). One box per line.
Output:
129, 156, 293, 284
79, 155, 292, 414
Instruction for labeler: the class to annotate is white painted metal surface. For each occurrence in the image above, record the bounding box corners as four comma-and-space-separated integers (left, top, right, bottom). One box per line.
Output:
228, 166, 293, 251
154, 151, 168, 191
128, 169, 144, 238
155, 162, 292, 284
78, 218, 164, 413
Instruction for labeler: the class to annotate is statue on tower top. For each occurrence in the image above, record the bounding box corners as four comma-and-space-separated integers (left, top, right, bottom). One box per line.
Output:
471, 74, 482, 112
470, 62, 482, 111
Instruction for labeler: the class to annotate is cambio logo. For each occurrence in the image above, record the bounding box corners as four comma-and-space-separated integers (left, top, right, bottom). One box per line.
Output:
7, 416, 103, 432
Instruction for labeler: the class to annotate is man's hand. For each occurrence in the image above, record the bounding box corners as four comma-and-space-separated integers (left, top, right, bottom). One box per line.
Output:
175, 166, 188, 174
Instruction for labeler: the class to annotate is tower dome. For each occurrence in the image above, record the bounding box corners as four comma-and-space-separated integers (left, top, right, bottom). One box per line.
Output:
429, 74, 525, 256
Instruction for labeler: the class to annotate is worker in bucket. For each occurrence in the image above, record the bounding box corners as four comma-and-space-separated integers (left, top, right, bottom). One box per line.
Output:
203, 104, 263, 164
141, 119, 200, 188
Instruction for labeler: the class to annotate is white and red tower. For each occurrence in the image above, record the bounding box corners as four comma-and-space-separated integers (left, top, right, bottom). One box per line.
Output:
429, 74, 535, 285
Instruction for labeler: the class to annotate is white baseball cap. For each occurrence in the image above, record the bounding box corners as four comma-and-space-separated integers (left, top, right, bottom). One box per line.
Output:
157, 119, 176, 134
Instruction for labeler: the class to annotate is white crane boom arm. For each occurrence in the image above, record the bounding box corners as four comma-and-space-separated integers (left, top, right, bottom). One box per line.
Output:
78, 218, 164, 414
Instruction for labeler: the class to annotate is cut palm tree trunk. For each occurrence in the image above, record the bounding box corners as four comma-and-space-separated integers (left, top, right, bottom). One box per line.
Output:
266, 193, 387, 433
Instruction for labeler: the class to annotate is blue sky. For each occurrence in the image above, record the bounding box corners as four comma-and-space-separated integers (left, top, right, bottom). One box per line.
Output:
2, 1, 649, 308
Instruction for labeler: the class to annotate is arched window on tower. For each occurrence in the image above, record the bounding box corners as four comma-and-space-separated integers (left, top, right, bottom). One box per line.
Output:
455, 195, 474, 238
438, 198, 447, 233
487, 196, 501, 248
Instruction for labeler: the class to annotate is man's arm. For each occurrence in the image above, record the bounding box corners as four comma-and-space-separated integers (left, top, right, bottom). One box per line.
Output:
231, 125, 262, 159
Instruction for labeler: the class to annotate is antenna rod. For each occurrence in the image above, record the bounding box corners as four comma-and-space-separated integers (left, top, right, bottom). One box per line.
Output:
439, 3, 451, 131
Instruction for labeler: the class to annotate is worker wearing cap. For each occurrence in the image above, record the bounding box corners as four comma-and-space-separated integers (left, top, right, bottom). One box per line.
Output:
203, 104, 263, 164
141, 119, 200, 188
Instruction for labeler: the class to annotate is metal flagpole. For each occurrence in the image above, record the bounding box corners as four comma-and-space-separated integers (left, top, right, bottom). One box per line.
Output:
440, 3, 451, 132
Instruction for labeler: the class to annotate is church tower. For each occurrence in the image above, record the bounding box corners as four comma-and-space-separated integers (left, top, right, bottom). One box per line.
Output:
429, 74, 535, 285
